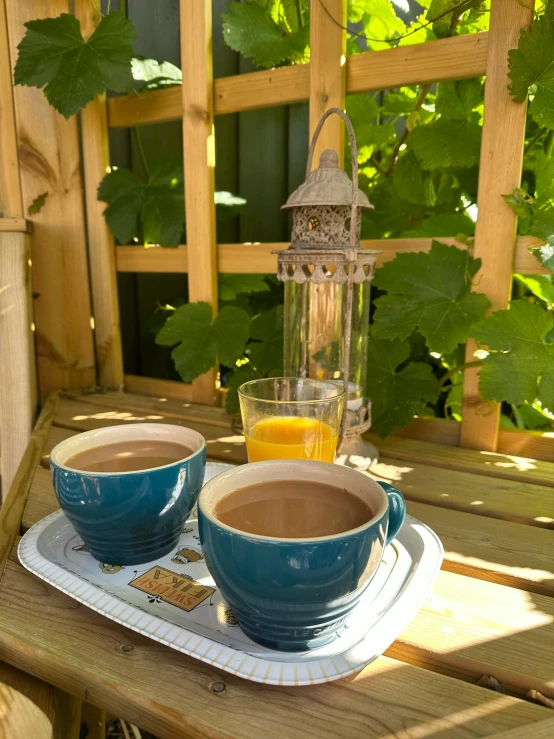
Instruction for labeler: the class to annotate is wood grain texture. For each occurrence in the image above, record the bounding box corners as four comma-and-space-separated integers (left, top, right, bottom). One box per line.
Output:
366, 433, 554, 488
0, 556, 549, 739
347, 31, 489, 93
368, 454, 554, 529
482, 718, 554, 739
74, 0, 124, 390
387, 569, 554, 698
0, 662, 55, 727
6, 0, 96, 399
406, 500, 554, 596
0, 218, 27, 232
461, 0, 534, 451
0, 393, 57, 579
181, 0, 218, 405
115, 236, 546, 274
0, 0, 23, 218
125, 375, 193, 402
0, 232, 37, 498
108, 33, 488, 129
310, 0, 346, 166
41, 426, 75, 467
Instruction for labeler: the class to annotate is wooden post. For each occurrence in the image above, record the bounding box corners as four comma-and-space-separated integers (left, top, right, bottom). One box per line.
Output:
74, 0, 124, 389
460, 0, 534, 451
180, 0, 218, 404
6, 0, 96, 400
0, 233, 37, 499
0, 0, 23, 219
309, 0, 346, 166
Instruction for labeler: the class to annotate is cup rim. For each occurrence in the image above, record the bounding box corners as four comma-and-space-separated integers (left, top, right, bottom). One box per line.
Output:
50, 423, 206, 477
198, 460, 388, 543
237, 377, 345, 405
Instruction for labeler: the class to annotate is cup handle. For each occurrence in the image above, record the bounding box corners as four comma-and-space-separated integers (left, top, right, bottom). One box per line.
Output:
377, 481, 406, 545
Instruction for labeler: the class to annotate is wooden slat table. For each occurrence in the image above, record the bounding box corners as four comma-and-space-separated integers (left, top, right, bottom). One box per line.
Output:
1, 389, 553, 738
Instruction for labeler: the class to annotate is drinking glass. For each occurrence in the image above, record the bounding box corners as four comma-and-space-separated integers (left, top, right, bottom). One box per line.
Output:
238, 378, 345, 462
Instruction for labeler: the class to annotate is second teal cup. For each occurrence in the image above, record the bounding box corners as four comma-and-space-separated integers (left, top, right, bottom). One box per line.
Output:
198, 460, 406, 652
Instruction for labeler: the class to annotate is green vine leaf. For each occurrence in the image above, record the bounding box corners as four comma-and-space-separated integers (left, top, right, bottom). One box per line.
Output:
531, 245, 554, 272
410, 119, 482, 169
98, 160, 184, 246
372, 241, 490, 353
225, 363, 261, 415
156, 302, 251, 382
471, 300, 554, 409
514, 273, 554, 306
131, 57, 182, 90
508, 3, 554, 129
367, 336, 439, 438
14, 12, 136, 118
393, 150, 436, 206
247, 305, 284, 375
218, 275, 269, 302
222, 1, 309, 68
436, 79, 483, 121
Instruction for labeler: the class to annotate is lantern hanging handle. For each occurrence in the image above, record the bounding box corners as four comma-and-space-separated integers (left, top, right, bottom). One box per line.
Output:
305, 107, 359, 254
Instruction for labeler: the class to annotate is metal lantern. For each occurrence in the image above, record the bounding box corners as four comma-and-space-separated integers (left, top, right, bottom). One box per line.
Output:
274, 108, 382, 469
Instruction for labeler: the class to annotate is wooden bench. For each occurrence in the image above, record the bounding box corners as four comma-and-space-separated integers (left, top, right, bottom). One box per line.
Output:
0, 389, 552, 738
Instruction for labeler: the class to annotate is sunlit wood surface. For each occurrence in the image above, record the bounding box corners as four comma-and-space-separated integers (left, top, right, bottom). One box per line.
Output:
0, 389, 552, 738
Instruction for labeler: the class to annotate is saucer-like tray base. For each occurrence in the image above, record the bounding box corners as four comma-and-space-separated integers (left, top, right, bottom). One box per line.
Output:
18, 463, 443, 686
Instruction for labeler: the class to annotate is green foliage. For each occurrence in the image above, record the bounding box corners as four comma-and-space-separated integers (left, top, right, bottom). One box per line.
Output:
514, 273, 554, 306
367, 336, 439, 438
471, 300, 554, 409
28, 192, 48, 216
410, 119, 481, 169
131, 57, 182, 90
532, 245, 554, 271
156, 303, 251, 382
373, 241, 490, 353
508, 3, 554, 129
221, 1, 309, 68
219, 275, 270, 302
14, 12, 136, 118
98, 160, 184, 246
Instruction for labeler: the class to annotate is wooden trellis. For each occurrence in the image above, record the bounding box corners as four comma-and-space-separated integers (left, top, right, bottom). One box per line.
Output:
3, 0, 553, 468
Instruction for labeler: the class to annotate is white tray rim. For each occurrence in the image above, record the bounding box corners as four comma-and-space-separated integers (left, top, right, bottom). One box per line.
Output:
19, 508, 443, 686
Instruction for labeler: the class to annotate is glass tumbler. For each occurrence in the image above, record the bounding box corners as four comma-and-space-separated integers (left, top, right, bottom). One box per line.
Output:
238, 377, 345, 463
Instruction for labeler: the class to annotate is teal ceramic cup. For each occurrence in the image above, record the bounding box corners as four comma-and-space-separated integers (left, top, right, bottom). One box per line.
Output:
198, 460, 406, 652
50, 423, 206, 566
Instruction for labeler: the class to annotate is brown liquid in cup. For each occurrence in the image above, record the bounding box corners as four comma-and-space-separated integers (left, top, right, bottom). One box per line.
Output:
65, 440, 194, 473
214, 480, 374, 538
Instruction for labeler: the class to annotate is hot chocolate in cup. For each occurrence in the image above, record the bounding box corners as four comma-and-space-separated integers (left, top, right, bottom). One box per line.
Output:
50, 423, 206, 565
198, 459, 406, 652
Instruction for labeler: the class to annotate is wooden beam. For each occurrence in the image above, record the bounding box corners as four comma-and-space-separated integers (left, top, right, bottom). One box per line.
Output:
310, 0, 346, 166
181, 0, 218, 404
347, 32, 489, 93
461, 0, 534, 452
74, 0, 124, 389
108, 33, 489, 129
116, 236, 546, 275
0, 233, 37, 498
0, 0, 23, 218
0, 218, 27, 232
124, 374, 193, 402
6, 0, 96, 399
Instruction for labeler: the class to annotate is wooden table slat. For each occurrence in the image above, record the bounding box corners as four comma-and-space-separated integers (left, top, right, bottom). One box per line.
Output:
0, 555, 550, 739
387, 569, 554, 698
482, 718, 554, 739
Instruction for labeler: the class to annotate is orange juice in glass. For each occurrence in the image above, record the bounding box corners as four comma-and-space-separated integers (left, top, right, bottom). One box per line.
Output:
238, 378, 345, 463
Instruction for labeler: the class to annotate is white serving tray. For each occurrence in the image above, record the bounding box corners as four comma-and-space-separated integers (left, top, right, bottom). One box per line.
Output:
18, 462, 443, 686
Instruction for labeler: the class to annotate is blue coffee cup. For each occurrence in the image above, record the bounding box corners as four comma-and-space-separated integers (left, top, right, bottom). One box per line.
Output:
198, 460, 406, 652
50, 423, 206, 565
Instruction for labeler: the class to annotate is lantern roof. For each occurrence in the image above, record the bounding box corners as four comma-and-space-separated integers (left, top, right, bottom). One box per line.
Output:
282, 148, 373, 211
